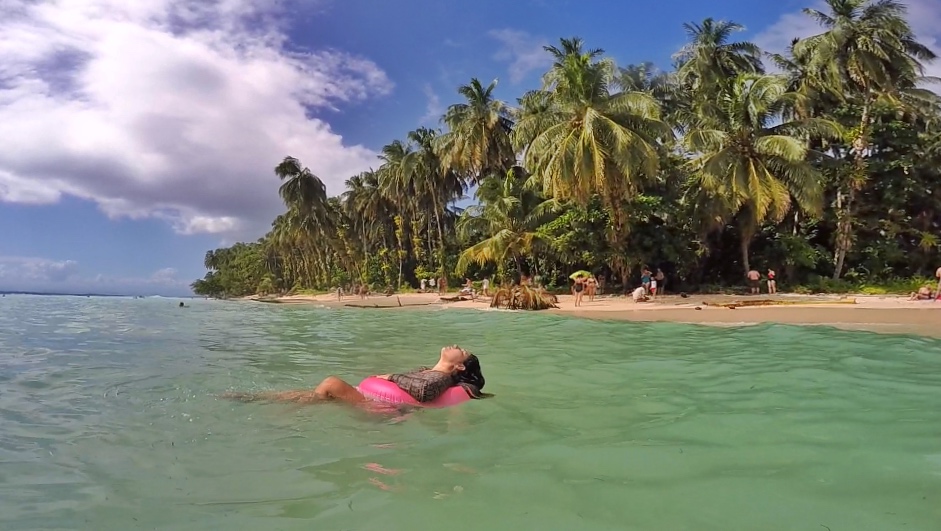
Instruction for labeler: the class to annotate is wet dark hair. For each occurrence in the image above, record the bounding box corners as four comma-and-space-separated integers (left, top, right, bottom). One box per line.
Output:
455, 353, 487, 399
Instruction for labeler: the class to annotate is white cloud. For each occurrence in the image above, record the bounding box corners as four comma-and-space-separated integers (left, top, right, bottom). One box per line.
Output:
419, 83, 443, 125
0, 256, 191, 296
0, 0, 393, 239
489, 28, 552, 84
0, 256, 80, 283
754, 0, 941, 85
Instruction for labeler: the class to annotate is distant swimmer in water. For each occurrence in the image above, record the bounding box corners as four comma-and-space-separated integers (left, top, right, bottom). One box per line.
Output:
222, 345, 488, 405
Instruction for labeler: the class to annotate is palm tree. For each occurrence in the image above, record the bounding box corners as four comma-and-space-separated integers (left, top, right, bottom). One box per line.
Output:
617, 62, 683, 120
794, 0, 937, 278
403, 127, 466, 272
684, 73, 841, 272
455, 168, 559, 277
343, 170, 393, 280
673, 18, 763, 95
275, 156, 336, 233
513, 37, 672, 210
273, 157, 348, 288
438, 78, 516, 183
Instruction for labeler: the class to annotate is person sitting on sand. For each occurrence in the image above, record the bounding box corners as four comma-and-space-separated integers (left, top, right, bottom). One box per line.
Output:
223, 346, 486, 405
632, 286, 649, 303
909, 285, 934, 301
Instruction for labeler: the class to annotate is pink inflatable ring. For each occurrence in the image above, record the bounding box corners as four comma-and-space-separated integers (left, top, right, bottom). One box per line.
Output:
357, 376, 472, 408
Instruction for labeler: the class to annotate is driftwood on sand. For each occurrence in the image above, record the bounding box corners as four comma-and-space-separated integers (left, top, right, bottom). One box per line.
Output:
702, 298, 858, 308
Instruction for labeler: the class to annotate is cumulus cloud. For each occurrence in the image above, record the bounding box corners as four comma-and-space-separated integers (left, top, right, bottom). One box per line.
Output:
0, 256, 191, 295
489, 28, 552, 84
754, 0, 941, 86
0, 0, 393, 239
0, 256, 80, 283
419, 83, 443, 125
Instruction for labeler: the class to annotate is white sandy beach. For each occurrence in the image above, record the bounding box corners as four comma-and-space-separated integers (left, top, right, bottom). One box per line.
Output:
249, 291, 941, 337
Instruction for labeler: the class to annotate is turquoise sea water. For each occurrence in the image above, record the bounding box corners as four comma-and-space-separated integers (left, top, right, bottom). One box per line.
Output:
1, 296, 940, 530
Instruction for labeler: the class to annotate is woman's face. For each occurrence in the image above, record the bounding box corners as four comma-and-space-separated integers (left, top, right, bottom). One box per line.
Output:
441, 345, 469, 372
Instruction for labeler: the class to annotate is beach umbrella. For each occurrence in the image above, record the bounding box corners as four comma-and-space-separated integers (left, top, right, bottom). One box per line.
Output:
569, 270, 591, 279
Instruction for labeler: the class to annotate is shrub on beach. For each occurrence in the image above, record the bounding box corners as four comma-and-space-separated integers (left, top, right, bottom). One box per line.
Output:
490, 285, 558, 310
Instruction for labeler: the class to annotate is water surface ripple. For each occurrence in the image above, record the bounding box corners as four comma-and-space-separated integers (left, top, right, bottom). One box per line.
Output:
1, 296, 939, 530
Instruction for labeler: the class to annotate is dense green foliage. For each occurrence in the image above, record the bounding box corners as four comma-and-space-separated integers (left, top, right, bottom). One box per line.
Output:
192, 1, 941, 298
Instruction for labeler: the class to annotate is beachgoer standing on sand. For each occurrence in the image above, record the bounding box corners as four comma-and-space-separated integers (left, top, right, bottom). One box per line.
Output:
573, 276, 586, 307
936, 266, 941, 299
439, 275, 448, 295
655, 268, 665, 296
420, 278, 427, 292
586, 275, 597, 302
747, 269, 761, 295
598, 274, 606, 295
641, 268, 651, 294
481, 277, 490, 297
429, 277, 436, 292
767, 268, 777, 294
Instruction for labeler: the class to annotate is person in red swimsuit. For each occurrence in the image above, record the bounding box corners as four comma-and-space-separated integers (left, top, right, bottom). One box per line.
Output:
767, 268, 777, 294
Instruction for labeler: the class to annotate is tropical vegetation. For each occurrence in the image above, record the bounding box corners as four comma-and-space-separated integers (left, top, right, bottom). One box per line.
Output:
193, 1, 941, 299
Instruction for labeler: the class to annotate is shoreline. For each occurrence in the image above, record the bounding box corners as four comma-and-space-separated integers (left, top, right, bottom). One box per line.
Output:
244, 292, 941, 338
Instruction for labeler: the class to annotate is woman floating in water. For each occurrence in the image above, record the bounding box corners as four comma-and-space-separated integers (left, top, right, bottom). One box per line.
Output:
223, 345, 487, 406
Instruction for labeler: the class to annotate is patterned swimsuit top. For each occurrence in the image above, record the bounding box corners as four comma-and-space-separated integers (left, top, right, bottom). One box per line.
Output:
388, 367, 455, 403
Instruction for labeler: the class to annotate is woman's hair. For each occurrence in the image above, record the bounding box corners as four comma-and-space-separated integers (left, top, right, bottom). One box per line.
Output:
455, 353, 487, 399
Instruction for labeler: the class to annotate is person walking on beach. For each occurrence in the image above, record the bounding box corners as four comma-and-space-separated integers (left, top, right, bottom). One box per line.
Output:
767, 268, 777, 295
481, 277, 490, 297
746, 269, 761, 294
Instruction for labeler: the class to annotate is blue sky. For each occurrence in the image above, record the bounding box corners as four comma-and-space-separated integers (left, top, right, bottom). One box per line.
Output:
1, 0, 939, 296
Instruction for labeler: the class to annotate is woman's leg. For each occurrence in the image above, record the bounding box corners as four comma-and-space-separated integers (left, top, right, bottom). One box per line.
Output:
221, 376, 366, 405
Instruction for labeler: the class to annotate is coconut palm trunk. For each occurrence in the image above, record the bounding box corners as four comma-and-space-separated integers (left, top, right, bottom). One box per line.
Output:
832, 98, 871, 279
434, 211, 446, 270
